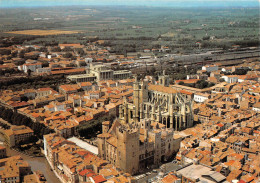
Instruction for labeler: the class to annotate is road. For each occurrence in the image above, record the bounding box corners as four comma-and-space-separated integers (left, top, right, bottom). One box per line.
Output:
134, 162, 182, 183
0, 137, 60, 183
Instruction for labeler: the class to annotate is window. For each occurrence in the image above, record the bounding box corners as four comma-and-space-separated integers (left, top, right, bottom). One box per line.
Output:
130, 111, 133, 118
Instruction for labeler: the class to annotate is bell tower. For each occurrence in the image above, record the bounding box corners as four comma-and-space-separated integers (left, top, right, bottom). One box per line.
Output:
158, 70, 169, 87
116, 125, 139, 175
133, 75, 140, 114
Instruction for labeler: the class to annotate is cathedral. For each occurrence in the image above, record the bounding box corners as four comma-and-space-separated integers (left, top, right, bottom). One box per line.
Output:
97, 72, 194, 175
119, 71, 193, 131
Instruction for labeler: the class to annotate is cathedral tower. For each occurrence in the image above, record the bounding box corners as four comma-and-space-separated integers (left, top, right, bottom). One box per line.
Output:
116, 125, 139, 175
158, 70, 170, 87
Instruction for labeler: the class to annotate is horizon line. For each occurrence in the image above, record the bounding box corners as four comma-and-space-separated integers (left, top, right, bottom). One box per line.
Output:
0, 1, 259, 8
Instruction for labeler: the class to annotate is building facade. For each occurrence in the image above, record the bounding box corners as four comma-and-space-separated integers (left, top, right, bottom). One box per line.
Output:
97, 118, 179, 175
194, 93, 210, 103
0, 125, 34, 147
67, 64, 132, 82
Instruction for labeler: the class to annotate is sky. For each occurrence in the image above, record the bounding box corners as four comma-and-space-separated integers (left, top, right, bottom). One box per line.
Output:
0, 0, 259, 8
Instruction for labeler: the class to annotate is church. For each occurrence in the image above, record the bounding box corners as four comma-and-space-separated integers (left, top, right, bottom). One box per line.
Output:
97, 72, 194, 175
119, 71, 193, 131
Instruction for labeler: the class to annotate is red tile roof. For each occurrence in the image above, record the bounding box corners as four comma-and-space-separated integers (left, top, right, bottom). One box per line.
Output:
92, 175, 106, 183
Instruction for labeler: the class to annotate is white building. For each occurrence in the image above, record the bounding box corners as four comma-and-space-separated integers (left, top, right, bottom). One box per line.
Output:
67, 64, 132, 82
55, 102, 65, 111
187, 74, 208, 80
85, 58, 93, 64
36, 67, 51, 74
85, 91, 103, 99
23, 89, 37, 99
44, 104, 55, 111
18, 63, 42, 73
221, 75, 238, 83
202, 65, 219, 72
221, 66, 234, 73
44, 101, 65, 111
194, 93, 210, 103
36, 88, 54, 98
187, 74, 198, 80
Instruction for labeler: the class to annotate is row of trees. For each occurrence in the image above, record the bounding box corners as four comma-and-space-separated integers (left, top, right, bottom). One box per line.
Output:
0, 106, 54, 139
179, 79, 215, 89
0, 68, 22, 76
78, 114, 116, 139
0, 75, 67, 90
221, 68, 251, 76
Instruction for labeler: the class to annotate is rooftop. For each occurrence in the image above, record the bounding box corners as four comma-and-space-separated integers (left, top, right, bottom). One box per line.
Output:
67, 137, 98, 155
177, 164, 226, 183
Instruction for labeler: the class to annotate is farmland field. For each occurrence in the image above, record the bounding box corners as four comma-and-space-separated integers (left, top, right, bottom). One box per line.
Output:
5, 30, 80, 35
0, 6, 258, 53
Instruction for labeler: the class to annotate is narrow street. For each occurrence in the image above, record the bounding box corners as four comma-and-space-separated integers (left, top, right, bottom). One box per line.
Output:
0, 135, 60, 183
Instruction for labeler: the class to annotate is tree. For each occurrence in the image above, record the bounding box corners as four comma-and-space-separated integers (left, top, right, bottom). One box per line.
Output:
62, 47, 73, 52
21, 117, 30, 126
19, 50, 25, 58
0, 49, 11, 55
5, 109, 13, 122
75, 48, 85, 56
68, 63, 77, 67
195, 80, 210, 89
219, 78, 225, 82
148, 67, 156, 76
233, 69, 248, 75
38, 47, 48, 52
27, 69, 32, 77
11, 51, 18, 57
63, 52, 73, 58
179, 81, 184, 85
51, 47, 61, 52
79, 62, 87, 67
24, 47, 35, 53
202, 36, 210, 40
20, 96, 29, 102
14, 60, 25, 66
41, 61, 49, 67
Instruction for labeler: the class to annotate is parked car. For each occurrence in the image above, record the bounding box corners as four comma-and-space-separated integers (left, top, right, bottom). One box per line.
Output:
172, 160, 178, 164
152, 169, 158, 173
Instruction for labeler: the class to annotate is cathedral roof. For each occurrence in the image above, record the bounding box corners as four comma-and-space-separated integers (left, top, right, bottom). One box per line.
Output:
149, 84, 177, 94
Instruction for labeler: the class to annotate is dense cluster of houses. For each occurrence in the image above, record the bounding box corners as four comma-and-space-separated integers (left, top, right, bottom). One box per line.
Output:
0, 40, 259, 183
157, 61, 260, 183
0, 145, 47, 183
0, 79, 135, 139
0, 41, 164, 78
44, 133, 133, 183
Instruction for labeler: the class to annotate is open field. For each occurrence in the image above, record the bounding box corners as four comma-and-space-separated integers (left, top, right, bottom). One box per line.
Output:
0, 6, 258, 53
161, 32, 176, 37
5, 30, 80, 36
